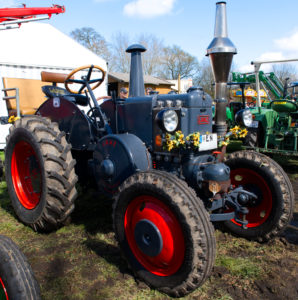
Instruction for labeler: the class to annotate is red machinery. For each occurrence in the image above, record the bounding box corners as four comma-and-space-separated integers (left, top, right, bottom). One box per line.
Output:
0, 4, 65, 30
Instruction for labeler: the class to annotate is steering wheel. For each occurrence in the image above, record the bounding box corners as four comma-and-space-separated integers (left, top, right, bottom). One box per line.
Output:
87, 107, 101, 123
65, 65, 106, 94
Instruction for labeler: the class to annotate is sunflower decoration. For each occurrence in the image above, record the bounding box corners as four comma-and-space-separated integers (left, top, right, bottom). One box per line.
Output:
186, 132, 200, 148
230, 126, 248, 138
218, 126, 248, 147
218, 136, 230, 147
164, 130, 200, 151
8, 115, 20, 123
164, 126, 248, 151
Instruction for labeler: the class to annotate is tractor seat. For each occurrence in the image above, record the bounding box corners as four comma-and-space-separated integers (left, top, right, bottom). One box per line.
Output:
41, 86, 89, 106
270, 100, 298, 113
41, 71, 89, 106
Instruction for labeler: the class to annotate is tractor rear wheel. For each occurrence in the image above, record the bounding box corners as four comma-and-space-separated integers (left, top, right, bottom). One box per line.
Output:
0, 235, 41, 300
5, 116, 77, 232
224, 150, 294, 242
113, 170, 215, 297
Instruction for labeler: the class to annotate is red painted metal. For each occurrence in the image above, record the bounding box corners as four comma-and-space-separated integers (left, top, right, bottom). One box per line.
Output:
230, 168, 273, 227
0, 5, 65, 23
124, 195, 185, 276
0, 276, 9, 300
197, 115, 209, 124
11, 141, 41, 210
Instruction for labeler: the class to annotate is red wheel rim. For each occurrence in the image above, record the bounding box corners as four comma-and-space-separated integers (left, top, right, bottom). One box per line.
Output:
0, 276, 9, 300
230, 168, 272, 227
124, 195, 185, 276
11, 141, 42, 209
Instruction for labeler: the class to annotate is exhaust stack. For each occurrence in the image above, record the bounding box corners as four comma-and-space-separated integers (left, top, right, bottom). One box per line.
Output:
126, 44, 146, 97
207, 1, 236, 136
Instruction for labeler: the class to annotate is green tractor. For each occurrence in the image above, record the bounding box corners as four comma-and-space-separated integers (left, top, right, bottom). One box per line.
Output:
211, 81, 254, 131
231, 59, 298, 156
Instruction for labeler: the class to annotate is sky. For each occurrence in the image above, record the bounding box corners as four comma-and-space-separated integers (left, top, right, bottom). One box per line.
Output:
1, 0, 298, 73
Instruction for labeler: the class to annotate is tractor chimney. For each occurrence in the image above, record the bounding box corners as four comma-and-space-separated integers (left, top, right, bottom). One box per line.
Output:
206, 1, 236, 136
126, 44, 146, 97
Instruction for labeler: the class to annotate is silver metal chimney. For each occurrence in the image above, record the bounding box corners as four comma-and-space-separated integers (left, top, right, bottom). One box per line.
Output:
207, 1, 237, 136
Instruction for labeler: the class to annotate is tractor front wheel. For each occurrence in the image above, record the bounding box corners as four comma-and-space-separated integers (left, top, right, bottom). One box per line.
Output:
224, 150, 294, 242
5, 116, 77, 232
0, 235, 41, 300
113, 170, 215, 297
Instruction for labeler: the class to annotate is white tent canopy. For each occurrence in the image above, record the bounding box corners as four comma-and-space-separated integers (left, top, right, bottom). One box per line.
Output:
0, 22, 107, 70
0, 22, 108, 149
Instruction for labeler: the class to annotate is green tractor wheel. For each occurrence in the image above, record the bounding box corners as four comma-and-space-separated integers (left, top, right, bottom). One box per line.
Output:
224, 151, 294, 242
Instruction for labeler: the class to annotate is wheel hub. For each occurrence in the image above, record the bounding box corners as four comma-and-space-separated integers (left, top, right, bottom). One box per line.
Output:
124, 195, 185, 276
99, 159, 114, 179
11, 141, 41, 209
230, 168, 272, 227
134, 219, 163, 257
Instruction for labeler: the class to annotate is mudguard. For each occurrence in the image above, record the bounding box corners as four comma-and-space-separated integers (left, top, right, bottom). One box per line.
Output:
93, 133, 152, 195
36, 97, 96, 151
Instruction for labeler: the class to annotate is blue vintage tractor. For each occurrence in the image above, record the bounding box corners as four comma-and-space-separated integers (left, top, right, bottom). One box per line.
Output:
4, 2, 294, 297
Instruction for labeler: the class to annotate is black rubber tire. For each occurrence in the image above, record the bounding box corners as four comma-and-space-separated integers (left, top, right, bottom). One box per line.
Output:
113, 170, 215, 297
224, 150, 294, 242
0, 158, 3, 180
5, 116, 78, 232
0, 235, 41, 300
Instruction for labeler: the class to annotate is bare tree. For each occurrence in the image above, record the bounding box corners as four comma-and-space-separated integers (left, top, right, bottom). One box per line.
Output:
137, 33, 164, 75
69, 28, 204, 83
110, 32, 131, 73
70, 27, 111, 63
110, 32, 164, 75
193, 57, 214, 97
271, 63, 298, 83
158, 45, 199, 80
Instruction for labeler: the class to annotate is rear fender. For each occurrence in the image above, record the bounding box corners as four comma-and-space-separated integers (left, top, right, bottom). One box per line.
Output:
36, 97, 95, 150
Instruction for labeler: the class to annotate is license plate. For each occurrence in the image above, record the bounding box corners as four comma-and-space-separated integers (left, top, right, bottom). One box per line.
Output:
199, 134, 217, 151
249, 120, 259, 128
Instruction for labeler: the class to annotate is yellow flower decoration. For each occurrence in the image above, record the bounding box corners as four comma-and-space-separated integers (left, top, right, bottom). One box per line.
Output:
8, 115, 20, 123
163, 130, 201, 151
219, 126, 248, 147
163, 126, 248, 151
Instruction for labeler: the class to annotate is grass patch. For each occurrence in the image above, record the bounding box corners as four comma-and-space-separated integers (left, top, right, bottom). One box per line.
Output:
216, 255, 262, 279
0, 147, 297, 299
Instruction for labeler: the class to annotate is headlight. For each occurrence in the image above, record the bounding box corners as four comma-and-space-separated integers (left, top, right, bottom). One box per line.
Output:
156, 109, 178, 132
235, 109, 252, 127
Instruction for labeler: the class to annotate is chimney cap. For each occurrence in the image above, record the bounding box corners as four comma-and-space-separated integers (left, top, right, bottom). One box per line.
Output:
206, 1, 236, 55
206, 37, 236, 55
126, 44, 146, 53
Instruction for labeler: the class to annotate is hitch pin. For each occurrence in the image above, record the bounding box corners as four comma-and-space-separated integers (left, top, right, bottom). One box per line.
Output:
209, 181, 221, 197
242, 214, 247, 229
